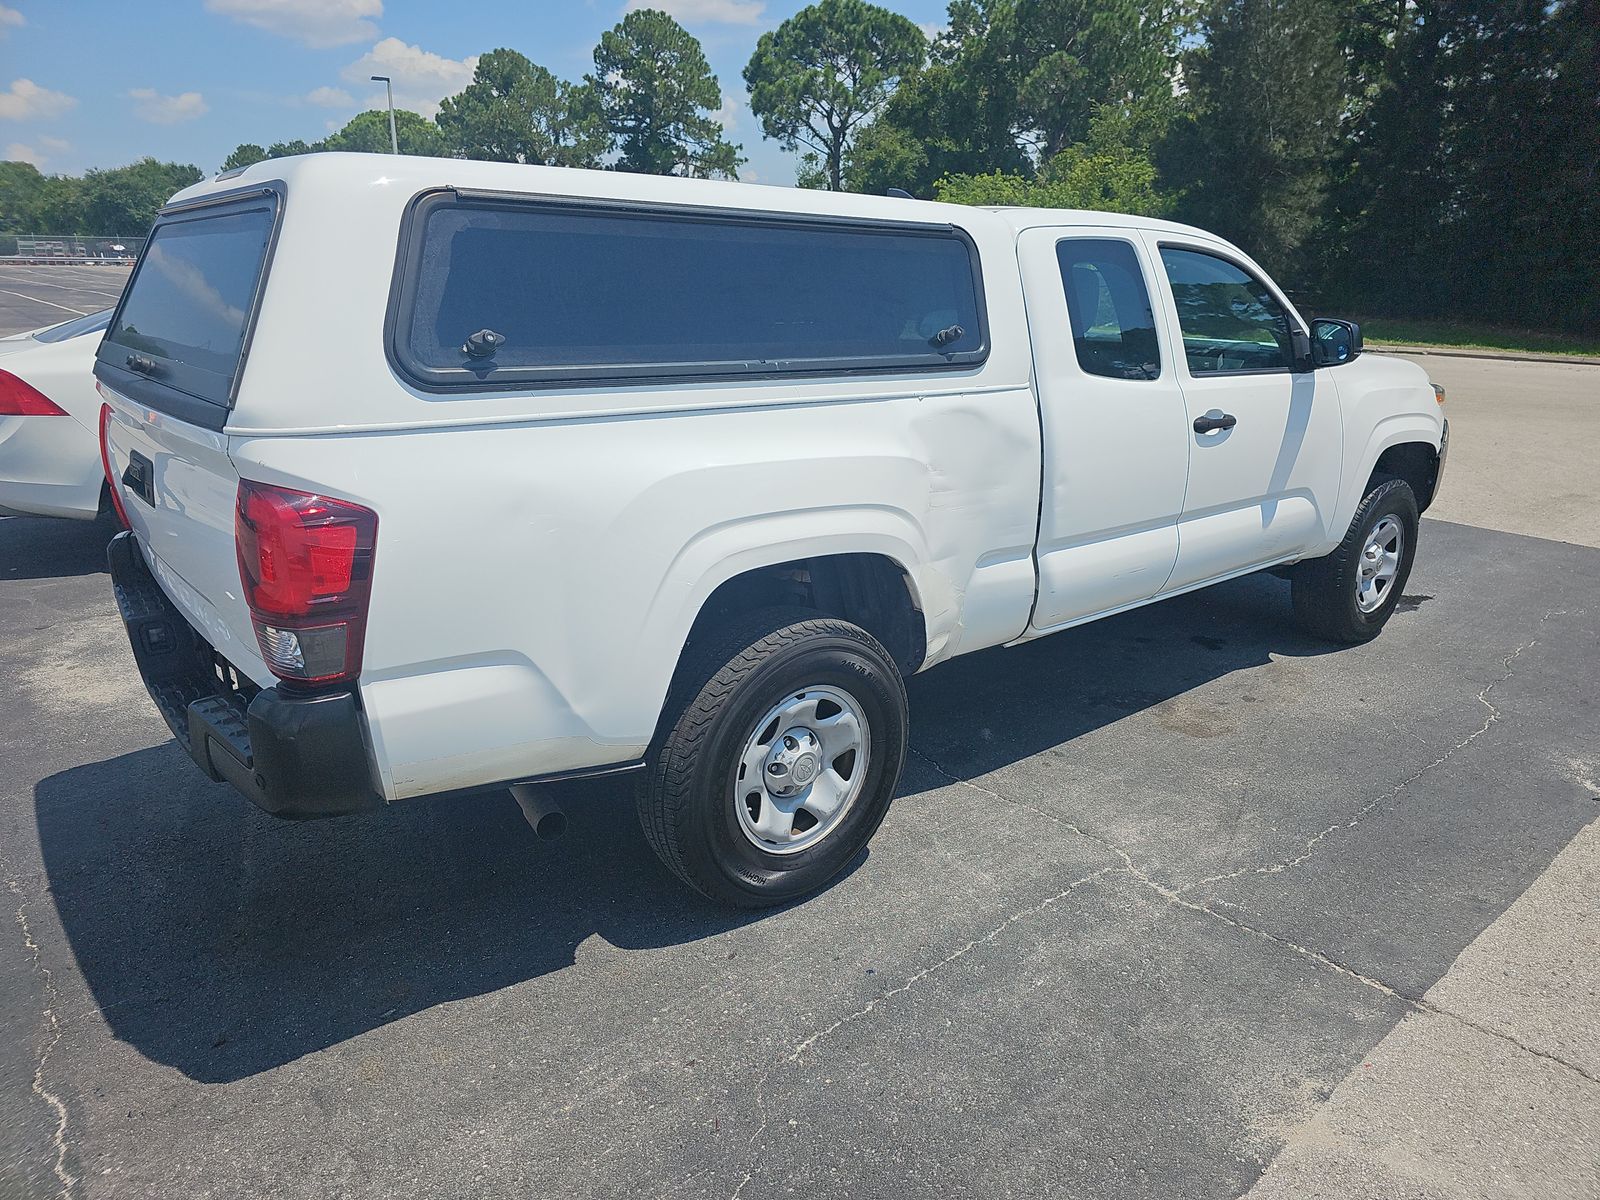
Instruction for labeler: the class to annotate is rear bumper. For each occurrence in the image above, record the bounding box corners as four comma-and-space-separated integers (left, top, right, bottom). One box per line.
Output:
108, 531, 383, 818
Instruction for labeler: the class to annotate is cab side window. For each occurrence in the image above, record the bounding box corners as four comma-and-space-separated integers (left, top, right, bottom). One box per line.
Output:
1056, 238, 1161, 381
1159, 247, 1293, 375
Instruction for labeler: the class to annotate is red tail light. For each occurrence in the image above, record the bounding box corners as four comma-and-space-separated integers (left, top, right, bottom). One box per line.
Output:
235, 480, 378, 688
97, 402, 131, 529
0, 369, 68, 415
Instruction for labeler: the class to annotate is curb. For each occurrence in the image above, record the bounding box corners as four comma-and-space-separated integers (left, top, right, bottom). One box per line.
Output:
1370, 344, 1600, 367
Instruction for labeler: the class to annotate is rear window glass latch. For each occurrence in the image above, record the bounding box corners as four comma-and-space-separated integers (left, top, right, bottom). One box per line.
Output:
462, 329, 505, 360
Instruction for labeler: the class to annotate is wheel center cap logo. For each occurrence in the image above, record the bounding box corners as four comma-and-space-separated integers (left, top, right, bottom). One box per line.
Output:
792, 753, 819, 784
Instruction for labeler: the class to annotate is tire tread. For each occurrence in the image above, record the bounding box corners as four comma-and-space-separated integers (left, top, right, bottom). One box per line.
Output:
638, 607, 902, 905
1292, 476, 1417, 643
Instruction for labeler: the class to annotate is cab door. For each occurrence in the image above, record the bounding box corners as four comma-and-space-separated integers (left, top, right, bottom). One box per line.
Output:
1142, 235, 1343, 591
1020, 228, 1191, 631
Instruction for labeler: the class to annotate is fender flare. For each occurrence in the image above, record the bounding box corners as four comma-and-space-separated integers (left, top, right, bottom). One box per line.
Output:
1330, 413, 1444, 541
627, 505, 941, 726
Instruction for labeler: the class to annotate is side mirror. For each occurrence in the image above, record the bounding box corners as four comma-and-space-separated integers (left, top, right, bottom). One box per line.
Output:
1311, 318, 1363, 367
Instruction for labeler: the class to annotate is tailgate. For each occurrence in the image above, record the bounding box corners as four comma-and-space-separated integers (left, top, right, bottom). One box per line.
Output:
93, 183, 282, 684
100, 397, 265, 680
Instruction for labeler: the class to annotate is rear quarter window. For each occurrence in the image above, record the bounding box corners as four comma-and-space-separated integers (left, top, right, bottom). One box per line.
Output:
391, 194, 989, 390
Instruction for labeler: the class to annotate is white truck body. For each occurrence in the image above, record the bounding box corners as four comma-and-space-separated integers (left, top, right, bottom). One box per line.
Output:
96, 154, 1445, 902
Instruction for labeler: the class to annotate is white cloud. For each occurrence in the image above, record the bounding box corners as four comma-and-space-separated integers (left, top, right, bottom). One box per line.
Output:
0, 5, 25, 34
6, 135, 67, 167
305, 85, 354, 108
341, 38, 477, 119
0, 78, 76, 121
624, 0, 766, 25
205, 0, 382, 49
918, 21, 947, 42
716, 95, 740, 131
129, 88, 209, 124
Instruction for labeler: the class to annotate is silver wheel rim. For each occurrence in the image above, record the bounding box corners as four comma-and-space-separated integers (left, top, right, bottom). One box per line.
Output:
1356, 515, 1405, 613
733, 684, 871, 856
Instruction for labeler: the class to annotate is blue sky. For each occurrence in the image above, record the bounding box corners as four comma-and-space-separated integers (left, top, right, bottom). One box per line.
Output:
0, 0, 949, 184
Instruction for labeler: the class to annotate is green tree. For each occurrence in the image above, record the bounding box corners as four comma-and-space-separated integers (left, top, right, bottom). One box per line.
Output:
847, 0, 1181, 196
0, 161, 82, 231
982, 0, 1183, 159
744, 0, 926, 190
223, 139, 327, 170
846, 59, 1030, 196
325, 108, 446, 156
0, 161, 45, 229
267, 138, 326, 158
898, 0, 1184, 165
78, 158, 204, 233
221, 143, 268, 172
590, 10, 743, 178
1161, 0, 1345, 279
437, 48, 605, 167
937, 106, 1175, 215
1322, 0, 1600, 333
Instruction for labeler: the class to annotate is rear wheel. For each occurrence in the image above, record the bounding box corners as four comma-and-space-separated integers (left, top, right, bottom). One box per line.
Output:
639, 608, 907, 907
1292, 477, 1419, 643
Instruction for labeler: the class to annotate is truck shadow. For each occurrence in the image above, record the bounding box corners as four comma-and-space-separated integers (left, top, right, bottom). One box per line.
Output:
35, 571, 1344, 1084
0, 514, 110, 580
903, 569, 1339, 779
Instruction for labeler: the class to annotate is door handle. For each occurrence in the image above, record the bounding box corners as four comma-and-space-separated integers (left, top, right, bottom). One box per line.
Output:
1194, 412, 1238, 434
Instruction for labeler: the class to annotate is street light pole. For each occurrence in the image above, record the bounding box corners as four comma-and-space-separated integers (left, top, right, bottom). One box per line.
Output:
371, 75, 398, 154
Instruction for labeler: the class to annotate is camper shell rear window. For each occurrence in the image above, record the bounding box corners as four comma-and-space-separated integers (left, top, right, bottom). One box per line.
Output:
388, 190, 989, 391
94, 184, 281, 428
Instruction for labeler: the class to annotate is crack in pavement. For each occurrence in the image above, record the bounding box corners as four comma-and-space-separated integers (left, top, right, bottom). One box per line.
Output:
1182, 636, 1538, 896
9, 877, 77, 1199
787, 862, 1120, 1065
886, 630, 1600, 1089
1160, 881, 1600, 1089
906, 746, 1152, 881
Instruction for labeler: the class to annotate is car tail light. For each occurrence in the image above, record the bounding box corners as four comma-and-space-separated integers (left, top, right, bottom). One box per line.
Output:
235, 479, 378, 688
0, 369, 68, 415
97, 402, 131, 529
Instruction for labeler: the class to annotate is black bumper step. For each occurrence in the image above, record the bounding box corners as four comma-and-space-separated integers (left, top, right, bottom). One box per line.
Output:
107, 532, 382, 819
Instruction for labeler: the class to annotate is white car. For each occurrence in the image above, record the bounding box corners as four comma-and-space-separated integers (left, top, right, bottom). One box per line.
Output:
99, 154, 1447, 906
0, 308, 115, 521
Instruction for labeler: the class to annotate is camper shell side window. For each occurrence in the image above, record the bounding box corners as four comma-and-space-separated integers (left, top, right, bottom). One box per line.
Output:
387, 189, 991, 393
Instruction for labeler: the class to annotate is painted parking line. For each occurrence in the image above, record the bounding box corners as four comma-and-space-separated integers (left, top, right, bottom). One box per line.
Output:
4, 267, 128, 296
6, 274, 124, 300
0, 288, 91, 316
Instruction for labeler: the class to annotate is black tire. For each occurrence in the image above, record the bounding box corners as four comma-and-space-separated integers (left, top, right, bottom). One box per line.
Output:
1292, 477, 1419, 644
639, 607, 908, 908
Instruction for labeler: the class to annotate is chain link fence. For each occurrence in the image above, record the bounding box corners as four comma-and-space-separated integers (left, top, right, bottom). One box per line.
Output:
0, 234, 146, 264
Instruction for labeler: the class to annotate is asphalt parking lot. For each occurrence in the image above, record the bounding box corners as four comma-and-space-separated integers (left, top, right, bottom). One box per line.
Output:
0, 265, 128, 330
1, 264, 1597, 1199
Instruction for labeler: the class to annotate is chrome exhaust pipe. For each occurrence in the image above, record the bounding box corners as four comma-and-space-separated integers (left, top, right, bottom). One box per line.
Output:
510, 784, 568, 841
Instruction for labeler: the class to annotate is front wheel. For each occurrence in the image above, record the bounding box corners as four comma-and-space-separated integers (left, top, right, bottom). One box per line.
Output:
639, 609, 908, 907
1292, 477, 1419, 643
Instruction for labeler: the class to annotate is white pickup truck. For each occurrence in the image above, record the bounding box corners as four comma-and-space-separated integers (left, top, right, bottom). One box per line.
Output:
98, 154, 1447, 906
